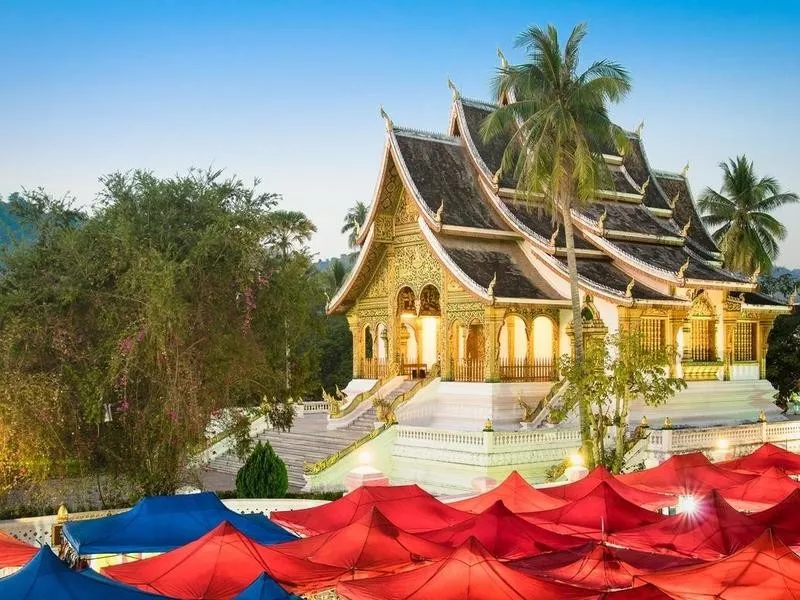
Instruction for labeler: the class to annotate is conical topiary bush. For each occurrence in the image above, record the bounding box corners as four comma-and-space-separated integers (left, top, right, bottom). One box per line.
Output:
235, 440, 289, 498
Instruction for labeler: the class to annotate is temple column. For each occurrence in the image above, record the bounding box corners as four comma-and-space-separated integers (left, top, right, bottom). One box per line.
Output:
758, 316, 777, 379
722, 308, 738, 381
346, 311, 361, 379
507, 315, 516, 362
668, 313, 688, 378
484, 305, 504, 383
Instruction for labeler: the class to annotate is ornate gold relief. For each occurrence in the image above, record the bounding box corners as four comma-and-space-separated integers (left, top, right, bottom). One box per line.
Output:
395, 193, 419, 225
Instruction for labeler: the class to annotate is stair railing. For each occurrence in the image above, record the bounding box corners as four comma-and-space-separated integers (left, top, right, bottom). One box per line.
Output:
327, 375, 389, 420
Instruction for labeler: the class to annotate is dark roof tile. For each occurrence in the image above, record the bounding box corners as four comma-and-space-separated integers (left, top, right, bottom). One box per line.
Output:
656, 175, 719, 255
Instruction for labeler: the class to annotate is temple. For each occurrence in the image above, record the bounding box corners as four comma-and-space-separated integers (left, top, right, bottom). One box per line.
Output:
327, 85, 790, 432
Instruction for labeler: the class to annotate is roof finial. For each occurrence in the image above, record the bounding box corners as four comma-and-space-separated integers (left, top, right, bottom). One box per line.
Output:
789, 286, 798, 306
750, 265, 761, 284
492, 168, 502, 191
640, 175, 650, 196
550, 223, 561, 247
635, 120, 645, 137
669, 192, 680, 210
597, 208, 608, 234
435, 199, 444, 223
447, 78, 460, 100
353, 218, 361, 237
678, 257, 690, 279
487, 272, 497, 299
681, 162, 690, 178
625, 277, 635, 298
497, 48, 509, 69
379, 105, 393, 131
681, 219, 691, 237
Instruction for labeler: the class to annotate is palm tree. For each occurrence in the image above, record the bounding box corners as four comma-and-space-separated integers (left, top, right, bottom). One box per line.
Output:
699, 156, 797, 275
341, 201, 368, 248
326, 258, 349, 294
267, 210, 317, 259
481, 23, 631, 462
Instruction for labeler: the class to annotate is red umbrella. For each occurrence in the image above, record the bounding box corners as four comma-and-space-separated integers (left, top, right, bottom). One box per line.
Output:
418, 500, 584, 560
540, 466, 676, 510
750, 488, 800, 546
511, 542, 700, 591
721, 443, 800, 475
617, 452, 753, 496
610, 492, 765, 560
522, 481, 665, 538
0, 532, 36, 569
597, 585, 676, 599
638, 530, 800, 599
336, 537, 593, 600
103, 521, 306, 600
450, 471, 567, 513
718, 466, 800, 511
271, 484, 469, 536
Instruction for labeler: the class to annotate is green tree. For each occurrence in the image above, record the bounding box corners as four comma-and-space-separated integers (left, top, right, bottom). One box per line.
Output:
766, 311, 800, 411
558, 331, 685, 472
341, 201, 368, 249
326, 258, 349, 294
760, 272, 799, 301
235, 441, 289, 498
482, 23, 631, 461
266, 210, 317, 259
0, 170, 322, 496
699, 156, 798, 275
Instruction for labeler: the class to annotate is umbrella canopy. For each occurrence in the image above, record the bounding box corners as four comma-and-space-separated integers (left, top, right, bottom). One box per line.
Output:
419, 500, 584, 560
610, 492, 765, 560
718, 466, 800, 511
267, 507, 451, 585
638, 530, 800, 599
233, 574, 301, 600
0, 531, 36, 568
597, 585, 675, 599
511, 542, 700, 591
540, 467, 676, 510
64, 491, 295, 555
271, 484, 469, 536
336, 537, 592, 600
721, 443, 800, 475
617, 452, 753, 496
449, 471, 567, 513
750, 488, 800, 546
522, 481, 665, 537
104, 521, 306, 600
0, 546, 162, 599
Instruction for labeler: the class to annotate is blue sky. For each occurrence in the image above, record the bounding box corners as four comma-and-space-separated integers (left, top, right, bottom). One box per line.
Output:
1, 1, 799, 266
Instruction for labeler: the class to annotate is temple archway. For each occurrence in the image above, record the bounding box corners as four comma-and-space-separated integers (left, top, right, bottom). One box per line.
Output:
363, 325, 374, 360
499, 314, 527, 362
376, 323, 388, 361
532, 315, 554, 360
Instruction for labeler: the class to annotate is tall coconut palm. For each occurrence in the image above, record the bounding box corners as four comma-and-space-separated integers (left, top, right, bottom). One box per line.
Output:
481, 23, 631, 461
699, 155, 797, 276
267, 210, 317, 259
341, 201, 368, 248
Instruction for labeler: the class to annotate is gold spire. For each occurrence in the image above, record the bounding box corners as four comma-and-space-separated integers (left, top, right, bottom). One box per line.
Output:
447, 78, 460, 99
635, 120, 644, 137
625, 277, 635, 298
681, 162, 690, 178
678, 258, 690, 279
750, 265, 761, 283
640, 175, 650, 195
789, 287, 798, 306
435, 199, 444, 223
379, 106, 393, 131
549, 223, 561, 247
681, 219, 691, 237
492, 168, 501, 191
487, 272, 497, 298
597, 208, 608, 234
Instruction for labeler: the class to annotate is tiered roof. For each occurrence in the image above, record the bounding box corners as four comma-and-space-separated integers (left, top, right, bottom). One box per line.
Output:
328, 82, 787, 315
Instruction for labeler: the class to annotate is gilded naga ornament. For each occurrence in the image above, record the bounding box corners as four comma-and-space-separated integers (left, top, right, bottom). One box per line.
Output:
678, 258, 690, 279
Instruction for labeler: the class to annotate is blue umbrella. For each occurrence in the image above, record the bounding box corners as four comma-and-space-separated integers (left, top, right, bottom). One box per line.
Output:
234, 573, 301, 600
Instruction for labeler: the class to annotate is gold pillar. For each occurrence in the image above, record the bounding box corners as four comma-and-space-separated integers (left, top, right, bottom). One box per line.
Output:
758, 316, 777, 379
346, 311, 361, 378
668, 313, 687, 378
722, 304, 739, 381
484, 306, 504, 382
507, 315, 516, 362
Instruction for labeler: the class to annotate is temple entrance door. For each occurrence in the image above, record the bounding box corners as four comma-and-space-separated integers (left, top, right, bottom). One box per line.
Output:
418, 285, 441, 370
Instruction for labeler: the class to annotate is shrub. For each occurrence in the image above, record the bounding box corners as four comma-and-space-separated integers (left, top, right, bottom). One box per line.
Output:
235, 441, 289, 498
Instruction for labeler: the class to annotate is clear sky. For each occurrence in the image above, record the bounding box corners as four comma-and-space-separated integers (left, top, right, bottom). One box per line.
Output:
2, 1, 799, 266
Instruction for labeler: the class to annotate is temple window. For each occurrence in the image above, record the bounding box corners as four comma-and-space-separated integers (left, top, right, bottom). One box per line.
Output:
734, 321, 757, 362
689, 317, 715, 362
640, 317, 666, 355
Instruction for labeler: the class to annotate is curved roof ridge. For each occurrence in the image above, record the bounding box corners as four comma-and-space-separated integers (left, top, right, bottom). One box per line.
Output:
393, 127, 460, 144
652, 168, 685, 180
683, 245, 750, 283
460, 96, 499, 110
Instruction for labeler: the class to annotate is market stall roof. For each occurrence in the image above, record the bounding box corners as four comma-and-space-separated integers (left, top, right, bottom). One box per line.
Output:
510, 542, 699, 591
718, 466, 800, 512
610, 491, 765, 560
617, 452, 753, 495
419, 500, 584, 560
449, 471, 567, 513
63, 492, 295, 555
0, 531, 36, 568
0, 546, 162, 599
271, 484, 469, 536
637, 530, 800, 599
540, 466, 676, 510
750, 488, 800, 546
104, 521, 303, 600
335, 537, 591, 600
234, 574, 301, 600
264, 507, 451, 591
522, 481, 665, 537
721, 443, 800, 475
